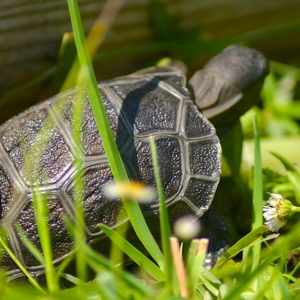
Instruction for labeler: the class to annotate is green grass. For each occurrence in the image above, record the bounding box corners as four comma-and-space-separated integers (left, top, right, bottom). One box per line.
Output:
1, 0, 300, 299
67, 0, 165, 272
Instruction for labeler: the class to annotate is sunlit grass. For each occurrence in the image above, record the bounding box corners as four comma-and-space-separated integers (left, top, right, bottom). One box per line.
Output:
68, 0, 165, 271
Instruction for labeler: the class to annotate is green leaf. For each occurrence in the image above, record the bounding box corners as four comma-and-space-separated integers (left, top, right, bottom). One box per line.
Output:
99, 224, 165, 282
0, 234, 45, 294
248, 114, 264, 272
275, 101, 300, 119
95, 271, 119, 300
271, 60, 300, 80
198, 273, 220, 297
149, 136, 173, 284
257, 265, 291, 300
186, 239, 210, 293
32, 192, 58, 292
260, 72, 277, 106
270, 151, 300, 204
67, 0, 164, 268
214, 225, 269, 268
15, 224, 44, 265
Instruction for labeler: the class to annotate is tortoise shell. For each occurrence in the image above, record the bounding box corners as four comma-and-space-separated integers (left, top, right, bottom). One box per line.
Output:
0, 66, 220, 280
0, 45, 268, 281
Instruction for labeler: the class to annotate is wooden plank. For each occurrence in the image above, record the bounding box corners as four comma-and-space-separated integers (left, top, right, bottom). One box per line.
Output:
0, 0, 300, 123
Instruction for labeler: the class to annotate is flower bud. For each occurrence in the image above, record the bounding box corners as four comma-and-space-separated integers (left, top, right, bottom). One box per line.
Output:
263, 193, 300, 232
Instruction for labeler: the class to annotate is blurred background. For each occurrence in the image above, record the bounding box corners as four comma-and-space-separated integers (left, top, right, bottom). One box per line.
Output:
1, 0, 300, 123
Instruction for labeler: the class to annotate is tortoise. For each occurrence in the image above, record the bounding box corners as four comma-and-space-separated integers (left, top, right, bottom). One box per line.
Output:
0, 45, 268, 283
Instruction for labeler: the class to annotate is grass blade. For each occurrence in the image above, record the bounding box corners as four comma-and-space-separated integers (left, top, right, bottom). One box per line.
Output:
149, 136, 173, 281
0, 235, 45, 293
250, 113, 264, 270
67, 0, 164, 267
186, 239, 209, 293
170, 237, 189, 298
75, 238, 152, 297
71, 81, 87, 283
15, 225, 44, 265
214, 225, 269, 268
270, 151, 300, 205
99, 224, 165, 282
32, 192, 59, 292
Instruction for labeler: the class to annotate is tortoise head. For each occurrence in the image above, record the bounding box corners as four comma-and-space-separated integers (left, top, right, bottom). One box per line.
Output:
188, 45, 269, 127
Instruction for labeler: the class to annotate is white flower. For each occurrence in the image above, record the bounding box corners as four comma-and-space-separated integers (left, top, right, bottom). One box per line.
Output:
263, 206, 286, 232
263, 193, 299, 232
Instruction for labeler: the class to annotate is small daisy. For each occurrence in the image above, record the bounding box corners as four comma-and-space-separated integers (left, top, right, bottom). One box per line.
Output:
263, 193, 300, 232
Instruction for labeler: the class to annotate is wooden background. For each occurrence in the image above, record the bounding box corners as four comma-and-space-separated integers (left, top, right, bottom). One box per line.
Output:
1, 0, 300, 124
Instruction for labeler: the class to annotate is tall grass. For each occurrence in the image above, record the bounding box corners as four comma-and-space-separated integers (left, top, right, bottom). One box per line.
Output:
67, 0, 165, 270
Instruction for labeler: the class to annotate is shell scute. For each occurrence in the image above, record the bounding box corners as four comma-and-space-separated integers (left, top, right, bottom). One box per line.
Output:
65, 163, 125, 235
183, 177, 219, 214
0, 161, 22, 220
13, 195, 73, 268
183, 101, 215, 139
110, 78, 181, 136
188, 139, 221, 177
1, 107, 74, 187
